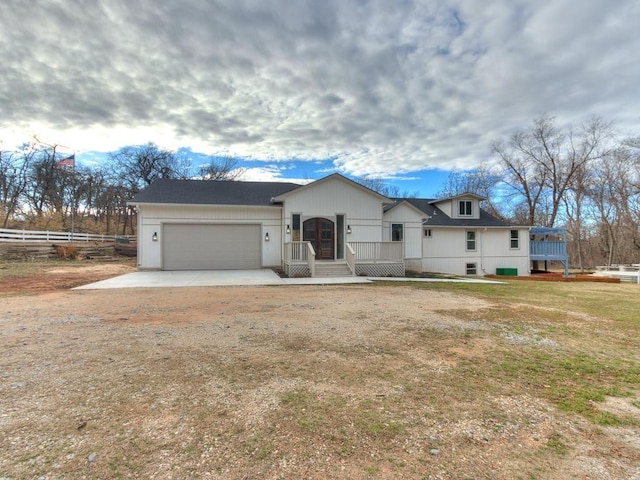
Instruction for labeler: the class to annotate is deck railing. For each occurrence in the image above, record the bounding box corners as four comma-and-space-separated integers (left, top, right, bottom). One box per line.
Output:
529, 240, 566, 259
348, 241, 403, 262
0, 227, 135, 243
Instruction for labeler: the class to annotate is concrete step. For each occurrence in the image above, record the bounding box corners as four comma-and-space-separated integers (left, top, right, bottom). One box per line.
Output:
314, 263, 353, 277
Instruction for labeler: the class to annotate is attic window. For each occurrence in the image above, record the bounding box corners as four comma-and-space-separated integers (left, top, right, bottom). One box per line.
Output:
459, 200, 472, 216
424, 229, 432, 238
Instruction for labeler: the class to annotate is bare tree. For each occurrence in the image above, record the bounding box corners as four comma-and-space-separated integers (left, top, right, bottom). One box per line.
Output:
197, 156, 244, 180
111, 143, 190, 193
354, 176, 417, 198
0, 144, 36, 227
493, 115, 611, 227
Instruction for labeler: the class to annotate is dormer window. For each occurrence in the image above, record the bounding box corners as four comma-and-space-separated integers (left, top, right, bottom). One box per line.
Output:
459, 200, 472, 216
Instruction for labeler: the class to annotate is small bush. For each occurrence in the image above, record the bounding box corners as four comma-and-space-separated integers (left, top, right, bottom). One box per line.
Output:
54, 244, 78, 260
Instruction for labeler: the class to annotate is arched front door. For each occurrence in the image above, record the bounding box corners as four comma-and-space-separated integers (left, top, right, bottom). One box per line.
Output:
303, 218, 334, 260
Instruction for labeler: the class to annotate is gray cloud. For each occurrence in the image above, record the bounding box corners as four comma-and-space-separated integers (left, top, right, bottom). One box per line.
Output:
1, 0, 639, 175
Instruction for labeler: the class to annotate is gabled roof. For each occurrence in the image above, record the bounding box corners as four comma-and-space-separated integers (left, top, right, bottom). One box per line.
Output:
272, 173, 393, 203
431, 192, 487, 203
129, 179, 301, 207
392, 197, 515, 227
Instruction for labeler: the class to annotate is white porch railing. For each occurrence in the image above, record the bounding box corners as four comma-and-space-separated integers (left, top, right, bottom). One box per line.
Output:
284, 241, 309, 262
346, 243, 355, 275
348, 241, 403, 262
307, 242, 316, 277
284, 241, 402, 277
0, 227, 135, 243
284, 241, 316, 276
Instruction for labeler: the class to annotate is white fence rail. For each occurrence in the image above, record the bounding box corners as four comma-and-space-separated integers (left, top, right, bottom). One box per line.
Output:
0, 228, 135, 243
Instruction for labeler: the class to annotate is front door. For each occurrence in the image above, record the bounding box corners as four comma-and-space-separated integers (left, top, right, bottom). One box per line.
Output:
303, 218, 334, 260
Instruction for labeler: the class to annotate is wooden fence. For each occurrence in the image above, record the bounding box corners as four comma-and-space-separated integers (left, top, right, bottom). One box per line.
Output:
0, 228, 135, 243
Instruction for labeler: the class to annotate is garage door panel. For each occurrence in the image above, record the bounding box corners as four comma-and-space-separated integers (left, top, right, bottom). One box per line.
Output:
163, 224, 261, 270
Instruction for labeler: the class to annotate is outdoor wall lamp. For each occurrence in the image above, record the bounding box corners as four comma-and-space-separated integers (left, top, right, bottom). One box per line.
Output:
152, 232, 158, 242
265, 232, 270, 242
286, 225, 291, 234
347, 225, 352, 234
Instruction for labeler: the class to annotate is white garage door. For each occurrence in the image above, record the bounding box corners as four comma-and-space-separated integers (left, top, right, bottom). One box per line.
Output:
162, 224, 261, 270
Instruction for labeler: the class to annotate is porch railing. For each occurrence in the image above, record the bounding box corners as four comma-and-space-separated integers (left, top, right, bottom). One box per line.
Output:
345, 243, 355, 275
284, 241, 316, 276
284, 241, 309, 262
307, 242, 316, 277
348, 242, 403, 262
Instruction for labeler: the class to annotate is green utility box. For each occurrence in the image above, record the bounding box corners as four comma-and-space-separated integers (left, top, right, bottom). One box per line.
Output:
496, 268, 518, 276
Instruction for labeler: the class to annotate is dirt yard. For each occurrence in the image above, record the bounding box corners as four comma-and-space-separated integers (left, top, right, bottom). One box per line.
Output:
1, 262, 639, 479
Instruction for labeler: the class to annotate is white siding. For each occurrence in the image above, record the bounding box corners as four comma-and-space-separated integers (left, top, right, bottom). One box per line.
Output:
136, 204, 282, 269
281, 176, 386, 244
422, 227, 530, 276
382, 203, 424, 263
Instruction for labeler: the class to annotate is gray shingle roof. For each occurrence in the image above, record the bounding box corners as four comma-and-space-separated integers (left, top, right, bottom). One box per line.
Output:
129, 179, 302, 206
392, 198, 514, 227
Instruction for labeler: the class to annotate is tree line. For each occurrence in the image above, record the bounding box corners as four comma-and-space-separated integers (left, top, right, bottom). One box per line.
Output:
0, 141, 242, 234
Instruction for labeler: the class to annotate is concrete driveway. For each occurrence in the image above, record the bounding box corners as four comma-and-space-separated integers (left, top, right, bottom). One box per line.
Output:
75, 269, 504, 290
74, 269, 372, 289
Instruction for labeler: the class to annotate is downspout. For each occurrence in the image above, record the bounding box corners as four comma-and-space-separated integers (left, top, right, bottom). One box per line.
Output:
480, 227, 488, 275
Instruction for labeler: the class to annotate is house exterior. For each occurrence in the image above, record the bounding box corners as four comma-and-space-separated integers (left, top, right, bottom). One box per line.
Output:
128, 173, 530, 277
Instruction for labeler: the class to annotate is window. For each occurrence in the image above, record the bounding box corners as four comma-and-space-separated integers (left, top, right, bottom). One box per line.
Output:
292, 214, 301, 241
459, 200, 472, 216
466, 263, 477, 275
510, 229, 519, 249
424, 228, 432, 238
391, 223, 403, 242
337, 214, 345, 260
466, 230, 476, 251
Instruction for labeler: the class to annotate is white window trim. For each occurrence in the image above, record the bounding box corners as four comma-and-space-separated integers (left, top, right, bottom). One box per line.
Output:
466, 262, 477, 275
510, 229, 520, 250
459, 200, 473, 217
466, 230, 476, 251
424, 228, 432, 238
391, 223, 404, 242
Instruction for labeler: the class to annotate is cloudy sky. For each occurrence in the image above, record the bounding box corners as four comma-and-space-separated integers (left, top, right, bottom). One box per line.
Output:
1, 0, 639, 195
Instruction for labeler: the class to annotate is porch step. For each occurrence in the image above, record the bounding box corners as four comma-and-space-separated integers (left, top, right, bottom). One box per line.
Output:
313, 262, 354, 278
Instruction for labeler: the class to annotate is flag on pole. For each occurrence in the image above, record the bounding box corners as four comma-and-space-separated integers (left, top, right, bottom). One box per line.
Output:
56, 154, 75, 167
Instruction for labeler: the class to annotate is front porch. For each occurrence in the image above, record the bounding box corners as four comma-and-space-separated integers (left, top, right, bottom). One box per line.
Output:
283, 241, 405, 278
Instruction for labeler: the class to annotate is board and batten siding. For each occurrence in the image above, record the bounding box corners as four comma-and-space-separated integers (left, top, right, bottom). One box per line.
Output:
422, 227, 530, 276
382, 202, 424, 264
136, 204, 282, 269
280, 176, 386, 243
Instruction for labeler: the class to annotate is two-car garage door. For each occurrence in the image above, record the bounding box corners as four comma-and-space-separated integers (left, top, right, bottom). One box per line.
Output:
162, 224, 261, 270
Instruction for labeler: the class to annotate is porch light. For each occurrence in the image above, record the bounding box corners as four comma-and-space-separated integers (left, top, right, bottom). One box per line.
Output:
286, 225, 291, 234
347, 225, 352, 234
152, 232, 158, 242
265, 232, 270, 242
